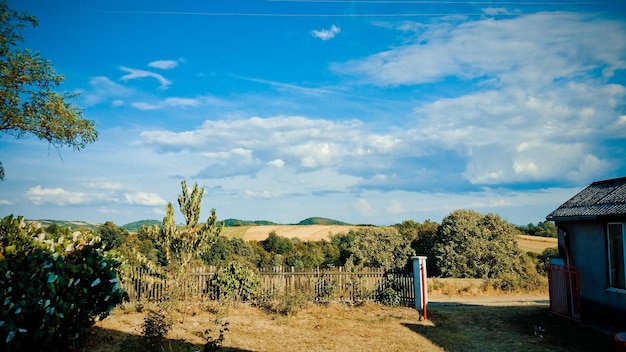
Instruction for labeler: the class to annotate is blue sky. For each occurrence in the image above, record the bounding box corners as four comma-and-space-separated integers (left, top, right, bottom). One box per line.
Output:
2, 0, 625, 226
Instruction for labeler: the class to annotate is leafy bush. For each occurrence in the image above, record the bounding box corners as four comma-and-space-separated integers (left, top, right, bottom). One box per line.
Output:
0, 215, 128, 350
315, 274, 337, 303
142, 309, 172, 345
211, 262, 260, 302
536, 247, 558, 276
200, 321, 229, 352
377, 274, 401, 307
257, 289, 311, 316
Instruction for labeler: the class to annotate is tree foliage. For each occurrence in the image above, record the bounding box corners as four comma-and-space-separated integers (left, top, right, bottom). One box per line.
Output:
97, 221, 129, 249
147, 181, 223, 301
342, 227, 415, 270
394, 219, 440, 275
518, 221, 557, 238
433, 209, 524, 279
0, 1, 97, 179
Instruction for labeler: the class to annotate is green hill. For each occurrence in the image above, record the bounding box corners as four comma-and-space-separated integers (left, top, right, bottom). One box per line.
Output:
223, 218, 278, 227
295, 217, 351, 225
121, 220, 161, 232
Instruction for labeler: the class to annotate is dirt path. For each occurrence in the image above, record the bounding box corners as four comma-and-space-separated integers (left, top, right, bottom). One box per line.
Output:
429, 293, 550, 306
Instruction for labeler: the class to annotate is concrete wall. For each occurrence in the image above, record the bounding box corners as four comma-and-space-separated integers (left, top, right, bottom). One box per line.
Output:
559, 220, 626, 324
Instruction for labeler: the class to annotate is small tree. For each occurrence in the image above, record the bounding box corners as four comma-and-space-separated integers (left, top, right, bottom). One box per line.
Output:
98, 221, 129, 249
0, 1, 98, 180
149, 180, 223, 299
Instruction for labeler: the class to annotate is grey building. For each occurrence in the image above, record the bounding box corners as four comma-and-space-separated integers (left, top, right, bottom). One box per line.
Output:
546, 176, 626, 327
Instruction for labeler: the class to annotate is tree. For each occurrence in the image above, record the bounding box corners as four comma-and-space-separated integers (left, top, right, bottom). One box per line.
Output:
261, 231, 294, 255
433, 209, 524, 279
344, 227, 415, 270
0, 1, 97, 180
160, 181, 222, 269
97, 221, 129, 249
394, 219, 440, 275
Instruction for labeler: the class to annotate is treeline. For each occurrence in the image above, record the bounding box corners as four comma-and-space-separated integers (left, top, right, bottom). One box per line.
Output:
91, 210, 556, 291
517, 220, 557, 237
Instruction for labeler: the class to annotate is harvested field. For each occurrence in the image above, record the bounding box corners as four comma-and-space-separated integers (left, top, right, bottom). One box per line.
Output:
223, 225, 361, 242
518, 235, 557, 253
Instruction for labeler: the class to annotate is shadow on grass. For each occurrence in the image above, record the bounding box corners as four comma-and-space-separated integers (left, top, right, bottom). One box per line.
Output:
402, 303, 614, 352
74, 325, 253, 352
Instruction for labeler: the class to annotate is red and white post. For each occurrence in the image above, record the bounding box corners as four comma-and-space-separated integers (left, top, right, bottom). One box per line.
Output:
412, 256, 428, 320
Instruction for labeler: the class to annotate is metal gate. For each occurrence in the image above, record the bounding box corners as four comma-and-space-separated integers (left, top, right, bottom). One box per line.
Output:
547, 264, 581, 321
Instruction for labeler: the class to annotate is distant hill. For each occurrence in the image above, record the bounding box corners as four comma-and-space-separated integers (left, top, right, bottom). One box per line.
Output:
295, 217, 351, 225
121, 220, 161, 232
223, 218, 279, 227
27, 217, 351, 232
32, 219, 100, 231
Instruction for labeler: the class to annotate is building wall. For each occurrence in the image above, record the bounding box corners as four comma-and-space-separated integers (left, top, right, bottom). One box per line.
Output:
559, 220, 626, 325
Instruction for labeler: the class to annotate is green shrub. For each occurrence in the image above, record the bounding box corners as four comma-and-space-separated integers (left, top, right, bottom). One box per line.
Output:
211, 262, 260, 302
142, 309, 172, 345
315, 274, 337, 303
0, 215, 128, 350
377, 274, 401, 307
257, 289, 310, 316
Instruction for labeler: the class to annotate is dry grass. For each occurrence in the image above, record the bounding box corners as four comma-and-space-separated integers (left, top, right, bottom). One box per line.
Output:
223, 225, 361, 242
79, 289, 613, 352
518, 235, 557, 253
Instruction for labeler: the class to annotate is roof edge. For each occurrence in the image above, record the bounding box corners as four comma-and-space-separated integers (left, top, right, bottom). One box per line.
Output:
546, 215, 598, 222
590, 176, 626, 186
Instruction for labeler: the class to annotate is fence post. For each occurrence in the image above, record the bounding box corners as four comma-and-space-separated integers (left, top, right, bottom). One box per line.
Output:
412, 256, 428, 320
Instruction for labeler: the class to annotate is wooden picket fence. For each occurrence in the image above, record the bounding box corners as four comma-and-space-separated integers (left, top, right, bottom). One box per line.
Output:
122, 266, 415, 306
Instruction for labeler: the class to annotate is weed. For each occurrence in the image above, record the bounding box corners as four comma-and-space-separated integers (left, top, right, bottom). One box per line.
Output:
257, 289, 311, 316
142, 310, 172, 346
197, 321, 229, 352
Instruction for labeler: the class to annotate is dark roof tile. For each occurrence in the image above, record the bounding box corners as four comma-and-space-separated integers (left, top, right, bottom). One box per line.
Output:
547, 177, 626, 220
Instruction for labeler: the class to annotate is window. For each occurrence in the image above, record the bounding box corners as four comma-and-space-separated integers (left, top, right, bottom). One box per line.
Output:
608, 223, 626, 290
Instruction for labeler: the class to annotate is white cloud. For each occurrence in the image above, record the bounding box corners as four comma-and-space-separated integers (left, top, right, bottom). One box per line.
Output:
336, 14, 626, 87
387, 200, 405, 214
311, 25, 341, 41
267, 159, 285, 168
27, 186, 89, 206
124, 192, 167, 206
139, 115, 405, 176
119, 66, 172, 89
0, 199, 12, 205
356, 198, 374, 216
84, 181, 128, 191
131, 97, 204, 110
83, 76, 133, 105
148, 60, 178, 70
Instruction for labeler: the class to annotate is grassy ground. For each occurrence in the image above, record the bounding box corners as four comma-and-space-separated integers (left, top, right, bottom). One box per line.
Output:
79, 289, 613, 352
